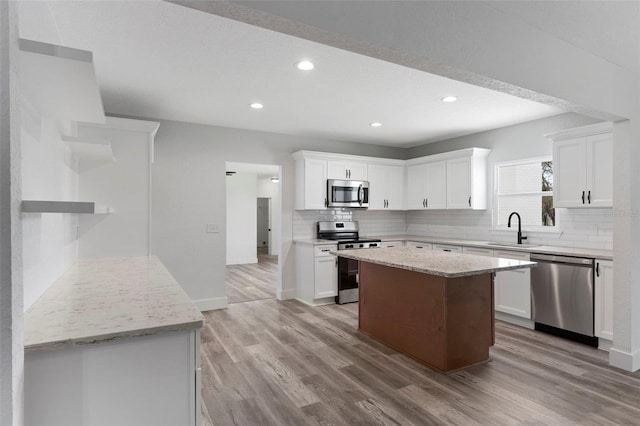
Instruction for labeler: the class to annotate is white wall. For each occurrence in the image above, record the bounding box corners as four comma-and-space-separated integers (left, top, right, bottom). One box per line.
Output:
226, 172, 258, 265
151, 119, 404, 310
76, 120, 153, 258
257, 176, 281, 256
1, 1, 23, 423
21, 100, 78, 311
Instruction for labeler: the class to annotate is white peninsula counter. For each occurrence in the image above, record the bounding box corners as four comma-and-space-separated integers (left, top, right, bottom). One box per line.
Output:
24, 256, 203, 426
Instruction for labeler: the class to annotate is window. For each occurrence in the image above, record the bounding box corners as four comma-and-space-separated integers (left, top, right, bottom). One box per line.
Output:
495, 158, 555, 228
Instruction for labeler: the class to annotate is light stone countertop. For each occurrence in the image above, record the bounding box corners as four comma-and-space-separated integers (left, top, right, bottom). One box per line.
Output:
25, 256, 204, 352
294, 235, 613, 260
336, 246, 536, 278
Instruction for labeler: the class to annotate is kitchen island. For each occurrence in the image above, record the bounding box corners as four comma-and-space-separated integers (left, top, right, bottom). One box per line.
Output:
338, 247, 535, 372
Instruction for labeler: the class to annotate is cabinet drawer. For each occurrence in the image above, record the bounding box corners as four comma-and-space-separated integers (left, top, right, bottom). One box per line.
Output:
463, 246, 493, 257
493, 250, 530, 261
407, 241, 432, 250
314, 245, 337, 257
381, 241, 403, 248
433, 244, 462, 253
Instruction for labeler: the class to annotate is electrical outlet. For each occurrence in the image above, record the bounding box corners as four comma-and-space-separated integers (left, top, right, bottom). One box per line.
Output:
206, 223, 219, 233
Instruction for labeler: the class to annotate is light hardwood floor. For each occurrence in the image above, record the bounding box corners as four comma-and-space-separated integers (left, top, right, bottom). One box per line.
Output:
202, 299, 640, 425
201, 299, 640, 425
226, 248, 277, 304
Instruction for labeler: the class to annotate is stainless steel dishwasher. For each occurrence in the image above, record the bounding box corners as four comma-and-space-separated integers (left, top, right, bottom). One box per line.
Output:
530, 253, 597, 346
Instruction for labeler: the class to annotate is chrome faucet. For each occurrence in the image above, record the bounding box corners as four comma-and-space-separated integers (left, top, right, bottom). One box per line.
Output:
507, 212, 528, 245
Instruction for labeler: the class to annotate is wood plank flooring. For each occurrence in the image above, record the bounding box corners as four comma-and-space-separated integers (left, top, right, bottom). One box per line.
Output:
226, 248, 277, 304
201, 299, 640, 425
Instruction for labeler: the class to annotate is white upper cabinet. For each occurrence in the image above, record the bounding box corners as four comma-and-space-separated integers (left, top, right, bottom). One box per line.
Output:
293, 149, 489, 211
548, 123, 613, 208
407, 148, 489, 210
424, 161, 447, 209
407, 161, 446, 210
327, 160, 368, 180
367, 164, 405, 210
294, 155, 328, 210
407, 164, 428, 210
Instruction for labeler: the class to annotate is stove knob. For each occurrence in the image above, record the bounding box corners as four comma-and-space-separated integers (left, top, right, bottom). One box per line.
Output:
359, 244, 364, 248
346, 244, 353, 249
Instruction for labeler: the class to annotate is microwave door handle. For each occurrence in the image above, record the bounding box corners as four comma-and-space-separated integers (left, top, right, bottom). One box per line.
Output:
358, 184, 363, 206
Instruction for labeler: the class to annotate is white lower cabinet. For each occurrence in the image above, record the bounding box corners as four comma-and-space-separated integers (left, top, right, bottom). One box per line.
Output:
25, 330, 201, 426
295, 243, 338, 305
595, 259, 614, 341
462, 246, 493, 257
314, 255, 338, 298
493, 250, 531, 319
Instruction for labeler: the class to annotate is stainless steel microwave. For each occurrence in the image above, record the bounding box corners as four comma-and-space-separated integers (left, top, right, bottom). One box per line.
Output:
327, 179, 369, 208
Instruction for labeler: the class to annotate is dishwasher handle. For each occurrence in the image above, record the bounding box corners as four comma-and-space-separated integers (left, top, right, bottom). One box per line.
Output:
530, 253, 594, 266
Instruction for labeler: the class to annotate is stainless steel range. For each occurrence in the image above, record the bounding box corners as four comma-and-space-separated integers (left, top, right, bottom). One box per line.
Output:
317, 221, 381, 304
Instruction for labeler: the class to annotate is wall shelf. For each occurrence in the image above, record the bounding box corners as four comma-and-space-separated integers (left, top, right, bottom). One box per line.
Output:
21, 201, 113, 214
19, 38, 105, 124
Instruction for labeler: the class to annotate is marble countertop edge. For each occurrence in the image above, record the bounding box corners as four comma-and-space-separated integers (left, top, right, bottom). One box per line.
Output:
25, 319, 204, 353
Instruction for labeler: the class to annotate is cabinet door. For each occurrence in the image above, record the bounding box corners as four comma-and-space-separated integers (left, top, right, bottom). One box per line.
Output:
327, 160, 367, 180
493, 250, 531, 319
446, 157, 472, 209
553, 138, 588, 208
594, 259, 614, 341
366, 164, 387, 210
406, 164, 427, 210
424, 161, 447, 209
314, 256, 337, 298
587, 133, 613, 207
385, 165, 405, 210
347, 161, 368, 181
304, 159, 328, 209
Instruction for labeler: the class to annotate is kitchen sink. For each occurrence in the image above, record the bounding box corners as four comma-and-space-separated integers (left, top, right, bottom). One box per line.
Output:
486, 242, 542, 249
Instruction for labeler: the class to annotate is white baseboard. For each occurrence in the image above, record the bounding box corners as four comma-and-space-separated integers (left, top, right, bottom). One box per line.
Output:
226, 257, 258, 265
495, 311, 534, 329
609, 347, 640, 372
598, 338, 613, 352
295, 297, 336, 307
194, 297, 227, 312
277, 288, 296, 300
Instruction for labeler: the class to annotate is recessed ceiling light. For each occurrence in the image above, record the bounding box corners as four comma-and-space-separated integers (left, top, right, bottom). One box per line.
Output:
296, 60, 315, 71
441, 96, 458, 103
250, 102, 264, 109
370, 122, 382, 127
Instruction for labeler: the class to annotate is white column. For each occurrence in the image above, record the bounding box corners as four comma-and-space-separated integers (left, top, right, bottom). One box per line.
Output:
611, 119, 640, 371
0, 0, 24, 423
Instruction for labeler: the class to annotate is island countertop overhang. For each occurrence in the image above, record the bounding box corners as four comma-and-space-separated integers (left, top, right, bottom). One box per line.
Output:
336, 246, 536, 278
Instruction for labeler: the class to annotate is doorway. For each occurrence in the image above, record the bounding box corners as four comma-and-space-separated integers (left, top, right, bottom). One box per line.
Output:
225, 162, 281, 304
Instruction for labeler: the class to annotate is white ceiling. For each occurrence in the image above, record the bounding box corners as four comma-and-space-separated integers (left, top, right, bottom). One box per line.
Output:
18, 1, 567, 148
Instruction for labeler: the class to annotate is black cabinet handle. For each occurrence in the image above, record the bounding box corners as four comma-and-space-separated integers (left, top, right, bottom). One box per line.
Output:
468, 196, 471, 207
582, 191, 585, 204
423, 199, 426, 208
588, 190, 591, 204
596, 262, 600, 277
324, 198, 328, 207
443, 249, 452, 252
426, 198, 428, 208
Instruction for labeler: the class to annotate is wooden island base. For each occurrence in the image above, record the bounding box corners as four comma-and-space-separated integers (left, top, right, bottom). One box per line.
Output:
358, 261, 494, 373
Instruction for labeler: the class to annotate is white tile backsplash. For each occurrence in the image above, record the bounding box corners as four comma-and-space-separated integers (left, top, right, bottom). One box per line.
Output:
294, 207, 613, 250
